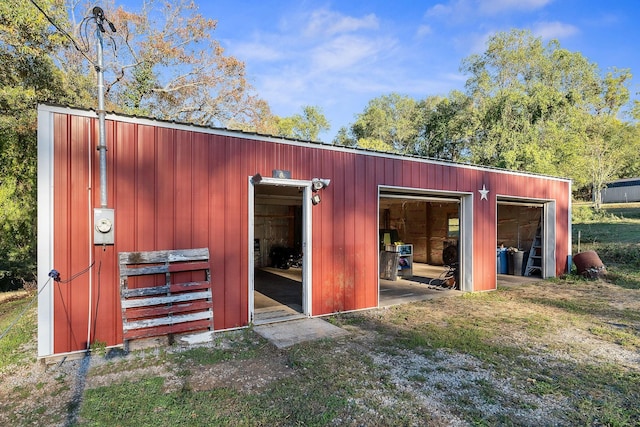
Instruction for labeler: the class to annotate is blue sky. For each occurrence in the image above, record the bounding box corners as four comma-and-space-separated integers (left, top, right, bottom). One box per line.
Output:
164, 1, 640, 141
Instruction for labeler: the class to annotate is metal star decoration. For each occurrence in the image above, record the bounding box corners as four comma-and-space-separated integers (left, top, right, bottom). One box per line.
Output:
479, 184, 489, 200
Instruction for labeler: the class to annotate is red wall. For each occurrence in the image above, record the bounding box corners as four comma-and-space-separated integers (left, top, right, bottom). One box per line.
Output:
47, 111, 570, 354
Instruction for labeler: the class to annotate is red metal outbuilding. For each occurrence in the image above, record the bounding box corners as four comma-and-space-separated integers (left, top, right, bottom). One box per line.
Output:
37, 104, 572, 357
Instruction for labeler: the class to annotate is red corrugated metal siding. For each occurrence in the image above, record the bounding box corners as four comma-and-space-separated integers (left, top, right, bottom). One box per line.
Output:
474, 171, 497, 291
48, 110, 571, 353
553, 181, 571, 275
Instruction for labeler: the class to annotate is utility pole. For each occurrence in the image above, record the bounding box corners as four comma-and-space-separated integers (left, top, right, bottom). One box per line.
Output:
91, 6, 116, 246
92, 6, 114, 208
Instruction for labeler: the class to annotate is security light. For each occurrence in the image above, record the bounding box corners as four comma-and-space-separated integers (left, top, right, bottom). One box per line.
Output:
312, 193, 321, 205
311, 178, 330, 191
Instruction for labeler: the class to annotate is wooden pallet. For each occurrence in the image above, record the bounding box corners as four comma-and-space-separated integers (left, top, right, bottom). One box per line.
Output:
119, 248, 213, 350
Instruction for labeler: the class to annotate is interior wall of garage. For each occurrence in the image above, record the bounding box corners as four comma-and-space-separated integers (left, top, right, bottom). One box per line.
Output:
38, 105, 572, 356
379, 200, 459, 264
254, 204, 300, 268
497, 205, 542, 252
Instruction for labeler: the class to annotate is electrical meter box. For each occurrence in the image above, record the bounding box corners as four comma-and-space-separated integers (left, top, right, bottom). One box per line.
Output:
94, 208, 115, 245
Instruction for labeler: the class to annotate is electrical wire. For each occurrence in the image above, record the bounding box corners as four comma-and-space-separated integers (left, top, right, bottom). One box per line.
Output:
27, 0, 96, 65
91, 255, 103, 344
59, 261, 95, 284
0, 261, 96, 343
0, 278, 52, 342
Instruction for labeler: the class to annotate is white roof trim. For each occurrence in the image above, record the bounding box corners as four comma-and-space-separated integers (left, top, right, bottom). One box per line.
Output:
38, 104, 572, 184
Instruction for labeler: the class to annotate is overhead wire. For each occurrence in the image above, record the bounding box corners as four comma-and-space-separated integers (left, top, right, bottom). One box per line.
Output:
0, 278, 51, 342
0, 262, 97, 343
27, 0, 96, 65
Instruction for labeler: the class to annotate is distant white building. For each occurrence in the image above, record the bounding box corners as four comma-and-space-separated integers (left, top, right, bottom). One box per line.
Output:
601, 178, 640, 203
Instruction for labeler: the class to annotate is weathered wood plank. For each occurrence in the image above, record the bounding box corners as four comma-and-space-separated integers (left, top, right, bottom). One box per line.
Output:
169, 281, 211, 292
123, 310, 213, 332
120, 265, 169, 277
167, 261, 210, 273
167, 249, 209, 262
122, 281, 212, 298
119, 248, 209, 265
124, 300, 214, 321
123, 319, 213, 341
121, 284, 171, 298
122, 290, 212, 309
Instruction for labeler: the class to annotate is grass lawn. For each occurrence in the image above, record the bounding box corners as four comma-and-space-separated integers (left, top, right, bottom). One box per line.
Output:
573, 202, 640, 289
0, 203, 638, 426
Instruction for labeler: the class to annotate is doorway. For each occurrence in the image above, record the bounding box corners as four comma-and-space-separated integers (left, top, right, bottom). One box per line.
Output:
249, 177, 312, 324
378, 188, 473, 304
496, 200, 555, 278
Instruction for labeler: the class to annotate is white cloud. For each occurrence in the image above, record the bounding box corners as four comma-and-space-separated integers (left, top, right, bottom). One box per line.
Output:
229, 41, 285, 62
311, 35, 393, 71
304, 9, 379, 37
532, 21, 579, 39
416, 24, 433, 38
426, 0, 553, 19
478, 0, 553, 15
451, 30, 494, 56
425, 3, 454, 18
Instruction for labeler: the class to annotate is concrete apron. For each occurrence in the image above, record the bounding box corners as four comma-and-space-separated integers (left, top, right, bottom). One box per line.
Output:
253, 317, 350, 349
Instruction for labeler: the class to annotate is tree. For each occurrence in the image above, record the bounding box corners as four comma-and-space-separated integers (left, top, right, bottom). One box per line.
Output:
332, 126, 356, 147
583, 115, 630, 208
0, 0, 93, 289
356, 137, 395, 152
460, 29, 635, 197
63, 0, 268, 127
274, 105, 330, 141
581, 68, 634, 208
230, 104, 330, 141
0, 0, 277, 288
350, 93, 418, 152
412, 91, 473, 161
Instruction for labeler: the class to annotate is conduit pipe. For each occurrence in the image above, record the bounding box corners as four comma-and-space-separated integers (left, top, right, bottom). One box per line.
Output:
95, 10, 108, 208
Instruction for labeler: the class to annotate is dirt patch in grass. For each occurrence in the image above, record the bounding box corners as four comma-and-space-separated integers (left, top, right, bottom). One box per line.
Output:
185, 354, 294, 393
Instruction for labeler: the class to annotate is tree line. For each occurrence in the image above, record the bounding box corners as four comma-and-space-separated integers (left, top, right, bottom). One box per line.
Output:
1, 1, 638, 289
334, 30, 640, 207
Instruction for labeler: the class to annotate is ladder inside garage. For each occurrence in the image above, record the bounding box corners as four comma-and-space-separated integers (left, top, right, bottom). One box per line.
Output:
525, 220, 542, 276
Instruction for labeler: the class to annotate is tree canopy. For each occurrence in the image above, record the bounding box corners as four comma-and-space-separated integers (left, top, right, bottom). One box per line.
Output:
59, 0, 267, 127
335, 29, 639, 207
0, 0, 93, 289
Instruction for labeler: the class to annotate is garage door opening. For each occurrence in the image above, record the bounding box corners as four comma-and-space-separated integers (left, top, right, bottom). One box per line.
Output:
378, 190, 467, 306
497, 201, 546, 279
250, 181, 310, 324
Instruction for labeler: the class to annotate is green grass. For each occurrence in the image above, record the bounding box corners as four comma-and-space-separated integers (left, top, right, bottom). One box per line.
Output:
573, 202, 640, 289
602, 203, 640, 219
79, 341, 386, 426
80, 376, 249, 426
0, 291, 37, 370
170, 328, 266, 366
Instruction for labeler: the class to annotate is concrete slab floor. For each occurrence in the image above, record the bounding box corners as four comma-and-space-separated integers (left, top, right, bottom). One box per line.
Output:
253, 317, 350, 349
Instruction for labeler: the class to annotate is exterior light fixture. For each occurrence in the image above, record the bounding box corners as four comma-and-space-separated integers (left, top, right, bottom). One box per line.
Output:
310, 177, 330, 205
311, 178, 330, 191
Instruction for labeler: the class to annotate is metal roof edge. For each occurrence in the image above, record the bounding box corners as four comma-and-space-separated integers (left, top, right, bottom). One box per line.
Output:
37, 103, 572, 184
